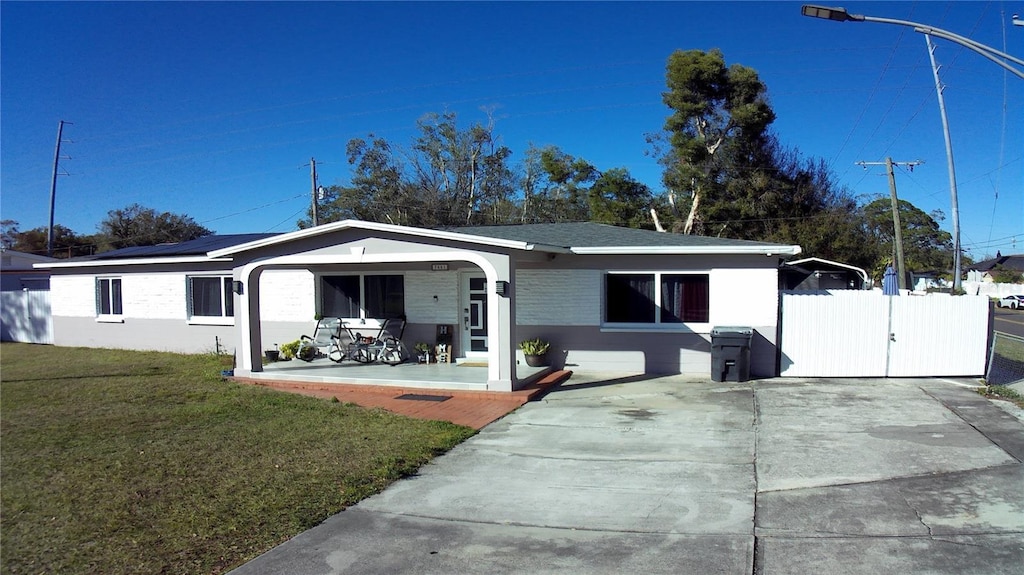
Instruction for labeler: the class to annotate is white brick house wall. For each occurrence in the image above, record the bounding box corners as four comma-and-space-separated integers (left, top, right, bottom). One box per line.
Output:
516, 269, 601, 326
124, 274, 186, 319
709, 267, 778, 326
404, 271, 459, 324
259, 269, 315, 322
50, 275, 96, 317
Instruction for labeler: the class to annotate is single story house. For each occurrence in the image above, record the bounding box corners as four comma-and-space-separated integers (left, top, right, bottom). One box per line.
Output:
37, 221, 801, 391
967, 253, 1024, 282
779, 257, 870, 291
1, 249, 55, 291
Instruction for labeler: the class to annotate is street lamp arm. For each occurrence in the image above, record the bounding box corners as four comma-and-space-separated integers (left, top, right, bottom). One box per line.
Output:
919, 28, 1024, 79
802, 5, 1024, 78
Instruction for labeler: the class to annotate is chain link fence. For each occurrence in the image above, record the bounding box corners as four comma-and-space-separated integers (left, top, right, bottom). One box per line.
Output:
987, 332, 1024, 386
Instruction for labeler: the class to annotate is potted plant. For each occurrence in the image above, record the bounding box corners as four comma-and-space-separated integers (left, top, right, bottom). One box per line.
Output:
414, 342, 432, 363
279, 340, 300, 361
264, 344, 280, 362
520, 338, 550, 367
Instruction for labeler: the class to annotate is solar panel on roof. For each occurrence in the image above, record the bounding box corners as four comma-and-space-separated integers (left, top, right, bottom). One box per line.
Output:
90, 234, 278, 260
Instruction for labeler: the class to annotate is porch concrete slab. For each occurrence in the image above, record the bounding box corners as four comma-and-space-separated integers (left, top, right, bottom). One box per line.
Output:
231, 508, 754, 575
250, 358, 549, 392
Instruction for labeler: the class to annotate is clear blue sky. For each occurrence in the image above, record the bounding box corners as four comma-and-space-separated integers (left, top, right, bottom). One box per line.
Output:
2, 1, 1021, 259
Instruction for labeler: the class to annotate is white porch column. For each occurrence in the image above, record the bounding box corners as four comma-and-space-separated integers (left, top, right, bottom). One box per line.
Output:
486, 254, 515, 391
235, 265, 264, 374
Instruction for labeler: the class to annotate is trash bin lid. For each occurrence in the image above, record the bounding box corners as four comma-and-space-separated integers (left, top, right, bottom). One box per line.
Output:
711, 326, 753, 336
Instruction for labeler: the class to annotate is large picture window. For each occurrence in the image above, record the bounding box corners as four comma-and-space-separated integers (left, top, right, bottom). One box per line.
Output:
96, 277, 123, 319
188, 276, 233, 321
321, 274, 404, 319
605, 272, 709, 325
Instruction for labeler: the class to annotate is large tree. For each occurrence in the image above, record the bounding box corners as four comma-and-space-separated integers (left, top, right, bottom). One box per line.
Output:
862, 198, 955, 279
303, 112, 518, 229
658, 49, 775, 235
588, 168, 654, 229
1, 219, 19, 249
8, 224, 94, 258
99, 204, 212, 250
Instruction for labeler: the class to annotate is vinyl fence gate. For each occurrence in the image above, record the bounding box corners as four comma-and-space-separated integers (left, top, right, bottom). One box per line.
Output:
778, 291, 989, 378
0, 289, 53, 345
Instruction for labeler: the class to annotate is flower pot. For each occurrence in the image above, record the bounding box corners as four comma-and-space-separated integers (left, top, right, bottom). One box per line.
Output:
524, 353, 548, 367
264, 350, 280, 362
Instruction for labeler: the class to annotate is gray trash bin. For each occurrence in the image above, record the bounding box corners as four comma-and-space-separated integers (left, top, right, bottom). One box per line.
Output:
710, 326, 753, 382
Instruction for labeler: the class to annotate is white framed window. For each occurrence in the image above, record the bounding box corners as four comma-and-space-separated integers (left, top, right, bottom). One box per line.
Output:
319, 274, 405, 320
603, 271, 710, 329
96, 277, 123, 322
187, 275, 234, 325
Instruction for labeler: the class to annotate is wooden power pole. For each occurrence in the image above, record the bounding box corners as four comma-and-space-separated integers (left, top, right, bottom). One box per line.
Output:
309, 157, 320, 227
857, 158, 924, 291
47, 120, 69, 257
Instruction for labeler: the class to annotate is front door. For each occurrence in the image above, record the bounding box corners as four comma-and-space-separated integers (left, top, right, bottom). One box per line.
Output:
461, 273, 488, 359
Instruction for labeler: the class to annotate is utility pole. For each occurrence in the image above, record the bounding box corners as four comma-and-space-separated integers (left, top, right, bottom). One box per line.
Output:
856, 158, 924, 291
309, 157, 320, 227
47, 120, 70, 257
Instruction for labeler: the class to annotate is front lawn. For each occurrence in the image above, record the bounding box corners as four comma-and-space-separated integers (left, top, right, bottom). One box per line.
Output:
0, 343, 475, 574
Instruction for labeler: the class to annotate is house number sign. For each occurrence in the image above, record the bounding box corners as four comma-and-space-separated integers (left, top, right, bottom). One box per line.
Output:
431, 263, 449, 271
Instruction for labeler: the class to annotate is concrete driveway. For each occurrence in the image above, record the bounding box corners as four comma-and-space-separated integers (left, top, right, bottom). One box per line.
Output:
230, 375, 1024, 575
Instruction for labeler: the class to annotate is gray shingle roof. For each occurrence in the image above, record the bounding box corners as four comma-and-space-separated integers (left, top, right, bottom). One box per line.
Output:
448, 222, 787, 249
968, 254, 1024, 272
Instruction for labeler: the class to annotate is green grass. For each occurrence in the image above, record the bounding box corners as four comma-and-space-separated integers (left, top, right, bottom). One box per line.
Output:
0, 343, 475, 574
980, 384, 1024, 409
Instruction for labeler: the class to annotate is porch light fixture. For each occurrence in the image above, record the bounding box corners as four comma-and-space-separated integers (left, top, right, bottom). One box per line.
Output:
232, 280, 244, 295
495, 281, 510, 297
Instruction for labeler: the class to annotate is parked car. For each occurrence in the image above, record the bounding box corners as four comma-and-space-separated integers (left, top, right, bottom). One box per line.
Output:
998, 294, 1024, 309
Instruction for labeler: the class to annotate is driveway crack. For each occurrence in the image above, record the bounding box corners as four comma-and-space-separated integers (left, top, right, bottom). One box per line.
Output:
896, 487, 934, 537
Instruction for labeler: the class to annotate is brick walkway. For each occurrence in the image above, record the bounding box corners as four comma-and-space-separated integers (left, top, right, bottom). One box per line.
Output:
232, 370, 572, 429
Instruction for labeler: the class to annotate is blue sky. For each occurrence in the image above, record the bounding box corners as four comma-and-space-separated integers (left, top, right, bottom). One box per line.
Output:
2, 1, 1021, 259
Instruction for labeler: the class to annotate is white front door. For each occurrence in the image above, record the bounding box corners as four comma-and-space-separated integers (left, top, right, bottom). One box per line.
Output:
461, 272, 488, 359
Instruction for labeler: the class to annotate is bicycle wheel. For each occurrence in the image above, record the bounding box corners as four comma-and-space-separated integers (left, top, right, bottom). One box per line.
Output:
352, 346, 374, 363
380, 339, 408, 366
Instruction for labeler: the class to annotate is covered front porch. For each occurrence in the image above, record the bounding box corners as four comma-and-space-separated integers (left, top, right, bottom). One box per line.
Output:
206, 221, 555, 392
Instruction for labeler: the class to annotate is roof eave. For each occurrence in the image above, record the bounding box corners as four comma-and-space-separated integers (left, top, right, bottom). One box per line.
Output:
35, 256, 233, 269
570, 245, 802, 256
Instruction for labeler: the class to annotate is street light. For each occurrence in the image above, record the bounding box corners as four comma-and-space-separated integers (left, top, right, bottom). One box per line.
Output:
802, 5, 1024, 79
801, 5, 1024, 293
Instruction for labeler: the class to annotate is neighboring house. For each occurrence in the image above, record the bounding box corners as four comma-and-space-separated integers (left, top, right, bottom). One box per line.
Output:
779, 257, 870, 291
966, 254, 1024, 282
37, 221, 801, 391
1, 249, 55, 291
1, 249, 56, 343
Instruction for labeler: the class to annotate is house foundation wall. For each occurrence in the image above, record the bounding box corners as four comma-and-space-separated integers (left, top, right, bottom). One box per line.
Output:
52, 316, 237, 355
515, 325, 778, 378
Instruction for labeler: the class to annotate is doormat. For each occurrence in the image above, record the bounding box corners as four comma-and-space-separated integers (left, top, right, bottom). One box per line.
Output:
457, 362, 489, 367
395, 393, 452, 402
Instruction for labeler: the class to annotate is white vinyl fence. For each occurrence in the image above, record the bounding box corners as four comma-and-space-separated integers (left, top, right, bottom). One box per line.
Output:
1, 289, 53, 344
779, 291, 989, 377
